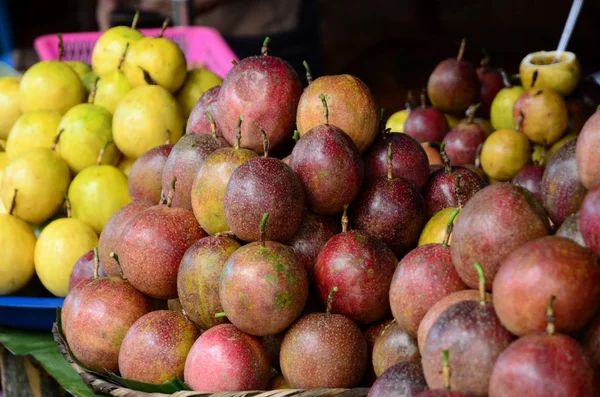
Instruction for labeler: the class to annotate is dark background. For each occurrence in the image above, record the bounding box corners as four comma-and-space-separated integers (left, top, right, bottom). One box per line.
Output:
5, 0, 600, 113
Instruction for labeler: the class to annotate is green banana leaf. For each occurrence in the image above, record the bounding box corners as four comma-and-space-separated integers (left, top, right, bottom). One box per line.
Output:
56, 308, 190, 393
0, 326, 96, 397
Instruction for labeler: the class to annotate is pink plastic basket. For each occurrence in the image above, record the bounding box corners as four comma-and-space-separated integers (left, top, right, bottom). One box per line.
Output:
33, 26, 238, 78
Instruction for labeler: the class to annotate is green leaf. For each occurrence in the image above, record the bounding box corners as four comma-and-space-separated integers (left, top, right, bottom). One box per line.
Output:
57, 307, 190, 393
0, 326, 97, 397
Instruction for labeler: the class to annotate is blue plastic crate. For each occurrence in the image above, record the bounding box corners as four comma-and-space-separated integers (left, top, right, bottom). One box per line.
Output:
0, 297, 64, 331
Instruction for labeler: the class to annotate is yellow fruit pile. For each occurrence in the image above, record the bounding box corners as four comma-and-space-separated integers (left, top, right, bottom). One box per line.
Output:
0, 20, 222, 297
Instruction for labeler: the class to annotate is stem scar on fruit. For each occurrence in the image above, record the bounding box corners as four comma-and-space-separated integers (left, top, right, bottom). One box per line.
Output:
51, 129, 64, 151
235, 116, 243, 150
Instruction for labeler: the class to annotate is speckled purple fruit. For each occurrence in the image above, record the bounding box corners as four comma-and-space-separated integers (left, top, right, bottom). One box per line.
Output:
541, 139, 587, 226
404, 106, 449, 143
128, 144, 173, 204
489, 333, 597, 397
423, 166, 486, 218
120, 204, 207, 299
363, 133, 430, 191
98, 201, 152, 277
450, 183, 550, 290
512, 164, 544, 202
280, 312, 368, 388
290, 124, 364, 215
367, 361, 427, 397
65, 277, 152, 373
442, 123, 487, 166
288, 212, 340, 282
422, 301, 515, 395
417, 289, 492, 354
224, 157, 305, 243
68, 249, 106, 291
555, 212, 586, 247
372, 321, 420, 377
177, 236, 240, 330
314, 230, 397, 324
218, 56, 302, 154
186, 85, 221, 135
580, 186, 600, 256
184, 324, 271, 392
389, 244, 467, 337
350, 176, 426, 257
363, 317, 395, 385
220, 241, 308, 336
493, 236, 600, 336
476, 64, 504, 119
118, 310, 200, 384
427, 56, 480, 115
161, 133, 229, 211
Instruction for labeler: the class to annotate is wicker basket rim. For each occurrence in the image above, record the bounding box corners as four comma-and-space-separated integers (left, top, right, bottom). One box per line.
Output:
51, 323, 370, 397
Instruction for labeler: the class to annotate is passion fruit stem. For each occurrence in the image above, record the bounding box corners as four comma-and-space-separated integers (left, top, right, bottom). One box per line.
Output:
8, 189, 17, 216
118, 42, 130, 70
140, 67, 157, 85
215, 312, 228, 319
231, 59, 238, 66
159, 190, 166, 205
93, 247, 100, 279
206, 111, 217, 138
319, 93, 329, 125
341, 205, 349, 233
546, 295, 556, 336
261, 128, 269, 157
473, 262, 486, 305
57, 33, 64, 62
457, 38, 466, 62
180, 307, 191, 321
326, 286, 338, 315
439, 142, 452, 175
420, 90, 427, 109
379, 108, 386, 134
64, 195, 72, 218
303, 60, 313, 85
455, 174, 464, 209
89, 77, 99, 105
261, 37, 271, 56
442, 349, 451, 390
110, 252, 127, 280
235, 116, 243, 150
480, 53, 490, 68
214, 230, 234, 237
260, 213, 269, 247
159, 17, 170, 38
96, 140, 110, 165
466, 103, 481, 124
442, 207, 460, 247
131, 9, 140, 29
387, 143, 393, 180
165, 129, 172, 145
516, 112, 525, 133
166, 176, 177, 208
405, 90, 414, 111
531, 69, 539, 88
498, 69, 512, 88
292, 129, 300, 143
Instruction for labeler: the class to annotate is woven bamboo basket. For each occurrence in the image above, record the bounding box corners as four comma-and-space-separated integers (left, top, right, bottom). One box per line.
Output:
51, 323, 370, 397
